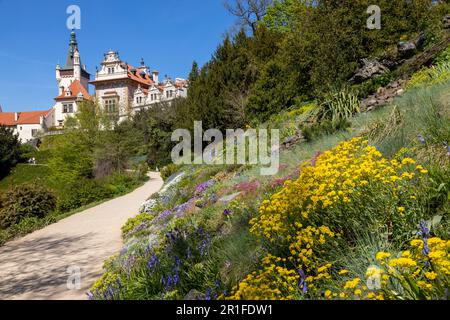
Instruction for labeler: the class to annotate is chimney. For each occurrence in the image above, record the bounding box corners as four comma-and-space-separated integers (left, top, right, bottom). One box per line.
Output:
14, 112, 20, 122
59, 86, 64, 95
152, 70, 159, 85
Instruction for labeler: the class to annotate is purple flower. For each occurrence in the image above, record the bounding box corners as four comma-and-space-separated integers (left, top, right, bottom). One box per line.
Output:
154, 210, 173, 224
173, 198, 195, 218
298, 269, 307, 294
147, 254, 160, 274
223, 209, 232, 216
419, 220, 431, 268
418, 134, 427, 145
195, 180, 215, 195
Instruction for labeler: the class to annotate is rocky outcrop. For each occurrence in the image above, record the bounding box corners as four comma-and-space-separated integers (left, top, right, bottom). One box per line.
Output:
397, 33, 426, 59
360, 79, 407, 112
350, 58, 389, 83
282, 130, 306, 149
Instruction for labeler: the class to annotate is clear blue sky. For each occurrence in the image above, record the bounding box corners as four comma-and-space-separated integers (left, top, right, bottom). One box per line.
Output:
0, 0, 235, 112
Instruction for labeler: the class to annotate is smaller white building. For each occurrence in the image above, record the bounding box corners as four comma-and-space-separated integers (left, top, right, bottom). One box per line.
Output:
0, 110, 53, 143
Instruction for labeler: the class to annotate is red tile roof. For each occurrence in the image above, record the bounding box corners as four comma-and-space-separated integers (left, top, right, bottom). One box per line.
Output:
55, 80, 90, 100
0, 113, 15, 126
127, 65, 154, 86
0, 109, 52, 126
90, 65, 155, 87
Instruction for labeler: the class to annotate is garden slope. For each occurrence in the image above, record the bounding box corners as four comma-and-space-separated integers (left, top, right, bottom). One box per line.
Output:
0, 172, 163, 300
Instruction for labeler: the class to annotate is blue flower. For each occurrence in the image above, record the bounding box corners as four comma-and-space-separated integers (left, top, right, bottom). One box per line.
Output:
147, 254, 160, 274
298, 269, 307, 294
418, 134, 427, 145
205, 287, 212, 300
419, 220, 431, 267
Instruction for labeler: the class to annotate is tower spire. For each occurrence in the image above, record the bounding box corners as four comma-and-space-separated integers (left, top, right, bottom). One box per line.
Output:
65, 30, 79, 69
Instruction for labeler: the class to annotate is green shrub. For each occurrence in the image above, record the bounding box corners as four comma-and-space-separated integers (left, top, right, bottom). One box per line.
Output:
318, 89, 360, 122
121, 212, 154, 239
0, 183, 56, 229
161, 164, 181, 181
56, 179, 113, 213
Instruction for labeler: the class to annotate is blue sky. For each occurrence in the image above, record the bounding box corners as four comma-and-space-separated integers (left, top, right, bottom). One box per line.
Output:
0, 0, 235, 112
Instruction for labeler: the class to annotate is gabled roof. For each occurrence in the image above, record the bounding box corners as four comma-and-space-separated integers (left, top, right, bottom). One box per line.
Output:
55, 80, 90, 101
0, 109, 52, 126
90, 64, 155, 87
127, 65, 154, 86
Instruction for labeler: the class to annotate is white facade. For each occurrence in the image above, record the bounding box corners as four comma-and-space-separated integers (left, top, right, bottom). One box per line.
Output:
91, 50, 188, 119
0, 111, 53, 143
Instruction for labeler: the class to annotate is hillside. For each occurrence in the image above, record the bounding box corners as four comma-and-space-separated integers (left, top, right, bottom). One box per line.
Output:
89, 48, 450, 300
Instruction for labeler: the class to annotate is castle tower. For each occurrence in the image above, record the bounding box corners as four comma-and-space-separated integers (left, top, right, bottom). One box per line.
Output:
52, 31, 91, 127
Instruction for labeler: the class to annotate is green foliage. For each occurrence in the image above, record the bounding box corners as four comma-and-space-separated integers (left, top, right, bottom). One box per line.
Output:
0, 164, 52, 191
160, 164, 181, 181
56, 173, 144, 213
121, 212, 154, 238
407, 60, 450, 90
0, 183, 56, 229
0, 126, 22, 179
318, 89, 360, 122
263, 0, 297, 33
300, 118, 352, 142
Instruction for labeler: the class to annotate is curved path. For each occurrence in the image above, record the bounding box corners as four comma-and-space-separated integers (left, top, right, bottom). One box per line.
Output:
0, 172, 163, 300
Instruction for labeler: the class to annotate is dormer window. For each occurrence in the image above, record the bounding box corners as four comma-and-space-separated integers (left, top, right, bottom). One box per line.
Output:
65, 91, 71, 97
136, 97, 143, 104
108, 67, 115, 74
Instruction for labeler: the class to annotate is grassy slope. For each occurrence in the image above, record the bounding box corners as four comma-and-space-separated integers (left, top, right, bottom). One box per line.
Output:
88, 75, 449, 299
0, 164, 52, 191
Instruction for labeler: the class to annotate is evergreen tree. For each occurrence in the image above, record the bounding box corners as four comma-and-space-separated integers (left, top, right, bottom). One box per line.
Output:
0, 126, 22, 179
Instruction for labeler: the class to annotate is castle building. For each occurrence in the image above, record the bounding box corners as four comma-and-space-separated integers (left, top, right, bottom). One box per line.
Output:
0, 31, 188, 141
90, 51, 188, 121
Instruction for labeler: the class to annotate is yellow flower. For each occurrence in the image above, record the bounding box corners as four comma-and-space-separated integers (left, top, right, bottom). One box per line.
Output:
325, 290, 332, 299
425, 272, 437, 280
376, 252, 391, 261
411, 239, 423, 248
389, 257, 417, 268
401, 250, 411, 258
344, 278, 360, 290
338, 269, 349, 275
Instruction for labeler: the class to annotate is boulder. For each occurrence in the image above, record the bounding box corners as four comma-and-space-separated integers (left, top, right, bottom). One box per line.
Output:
397, 33, 426, 59
282, 130, 305, 149
350, 58, 389, 83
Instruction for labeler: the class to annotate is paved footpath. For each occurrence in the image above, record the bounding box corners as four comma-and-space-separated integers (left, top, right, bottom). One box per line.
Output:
0, 172, 163, 300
